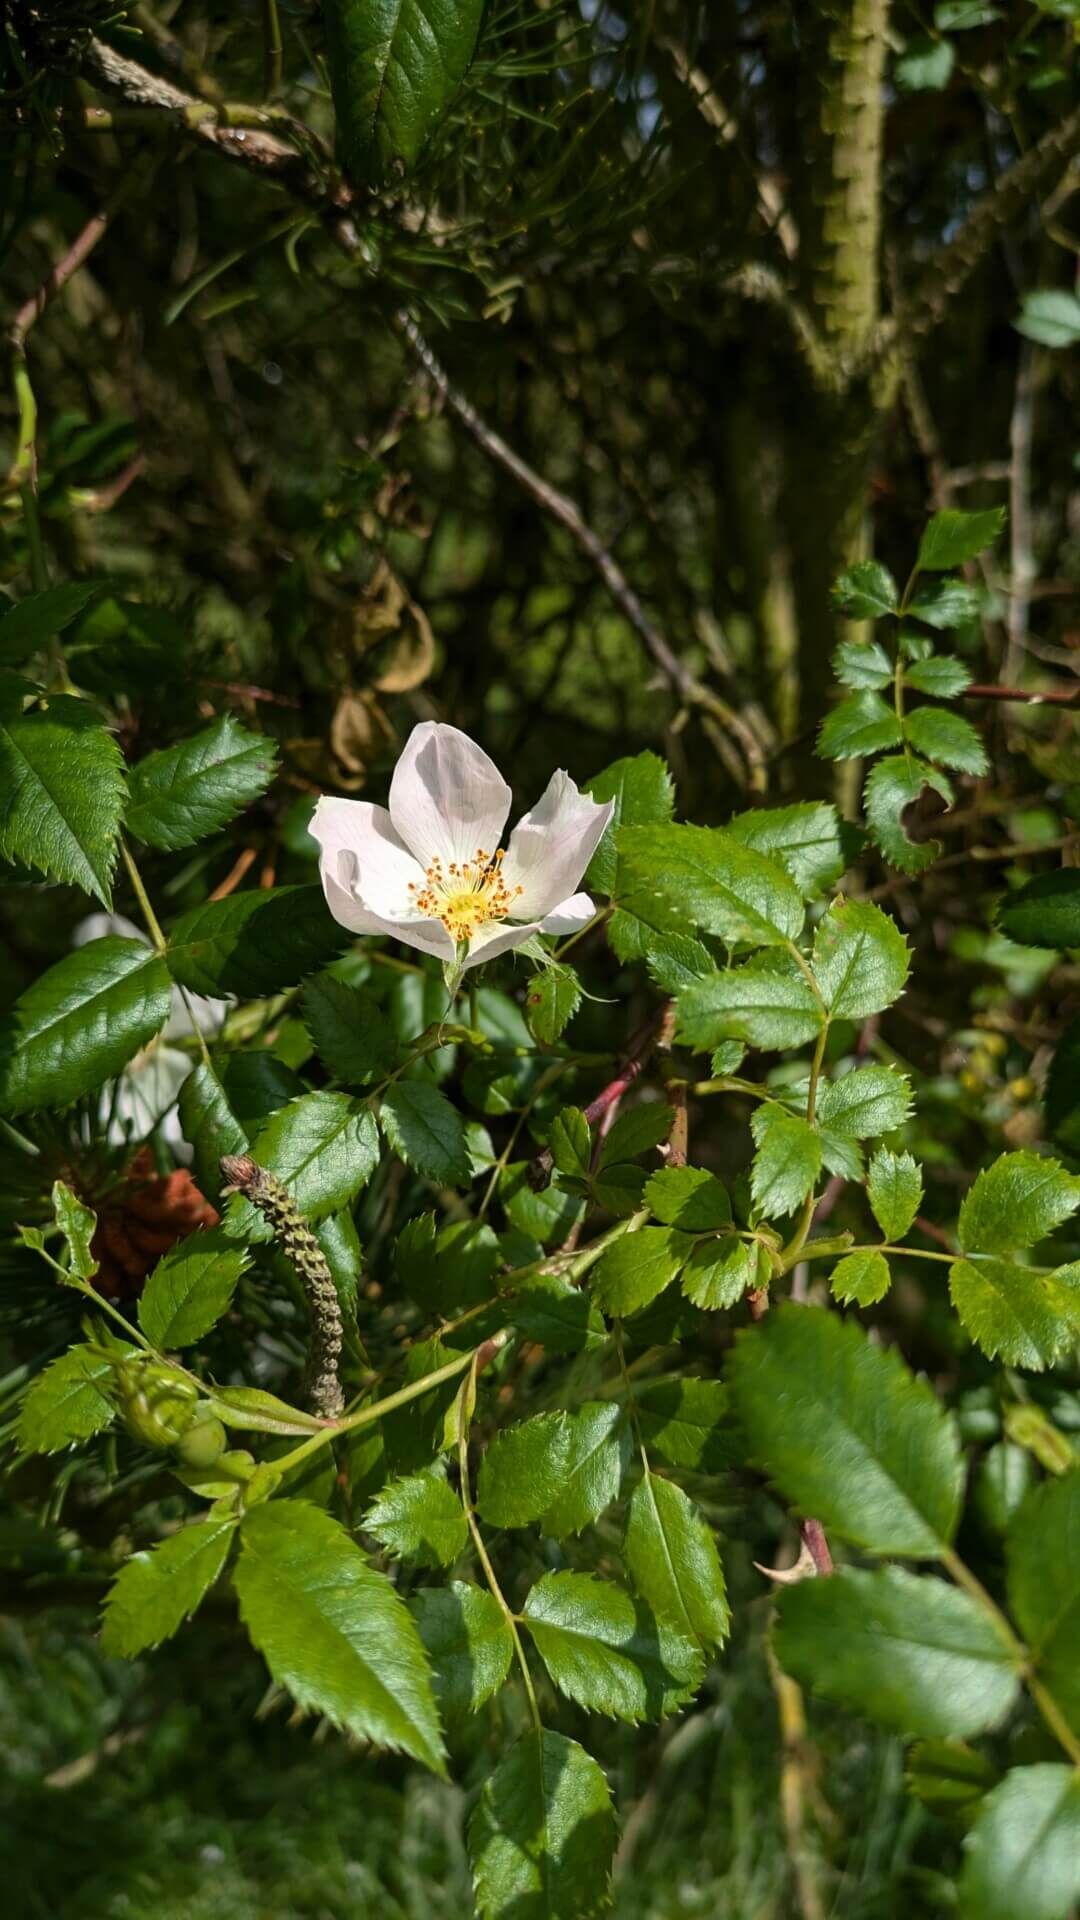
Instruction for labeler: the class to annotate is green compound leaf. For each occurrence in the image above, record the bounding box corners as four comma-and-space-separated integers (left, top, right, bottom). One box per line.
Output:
916, 507, 1006, 571
100, 1516, 236, 1657
0, 681, 124, 903
681, 1236, 758, 1310
17, 1345, 120, 1454
379, 1080, 472, 1185
526, 965, 582, 1045
959, 1765, 1080, 1920
167, 886, 349, 996
867, 1148, 924, 1241
235, 1500, 446, 1776
832, 640, 892, 692
586, 749, 674, 896
949, 1257, 1080, 1371
618, 822, 804, 949
52, 1178, 98, 1279
1007, 1473, 1080, 1734
816, 1065, 913, 1139
125, 716, 278, 851
469, 1727, 616, 1920
905, 654, 973, 698
0, 937, 172, 1117
643, 1166, 730, 1231
999, 871, 1080, 950
750, 1106, 822, 1216
818, 691, 904, 761
542, 1402, 630, 1540
864, 753, 954, 875
0, 581, 104, 665
812, 899, 910, 1019
831, 560, 898, 620
523, 1571, 703, 1724
727, 1305, 963, 1556
325, 0, 486, 187
591, 1226, 690, 1316
477, 1413, 571, 1530
725, 800, 856, 898
623, 1472, 729, 1648
409, 1583, 514, 1723
676, 951, 823, 1054
904, 705, 988, 775
774, 1566, 1021, 1738
365, 1464, 468, 1567
138, 1229, 249, 1348
249, 1092, 380, 1223
958, 1151, 1080, 1254
302, 973, 400, 1084
635, 1378, 738, 1473
830, 1247, 892, 1306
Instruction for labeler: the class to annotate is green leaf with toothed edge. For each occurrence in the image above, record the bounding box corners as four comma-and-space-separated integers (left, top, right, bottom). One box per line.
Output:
831, 561, 898, 620
591, 1227, 690, 1317
248, 1091, 380, 1223
727, 1305, 963, 1556
0, 678, 124, 903
907, 579, 980, 630
100, 1517, 237, 1657
832, 641, 892, 692
125, 716, 278, 852
51, 1179, 98, 1280
904, 706, 988, 775
959, 1765, 1080, 1920
511, 1270, 607, 1354
379, 1080, 471, 1185
676, 951, 823, 1054
816, 1066, 913, 1140
818, 691, 904, 761
618, 822, 804, 949
681, 1236, 759, 1311
541, 1402, 630, 1540
324, 0, 486, 186
585, 749, 674, 895
598, 1103, 674, 1168
302, 972, 400, 1084
522, 1572, 703, 1724
725, 800, 857, 898
526, 964, 582, 1045
999, 871, 1080, 951
0, 581, 105, 665
635, 1377, 738, 1473
476, 1413, 572, 1530
409, 1583, 514, 1723
830, 1248, 891, 1307
234, 1500, 446, 1776
948, 1257, 1080, 1371
1006, 1472, 1080, 1734
905, 655, 972, 698
916, 507, 1006, 571
623, 1473, 729, 1648
864, 754, 954, 875
867, 1148, 923, 1241
166, 886, 348, 997
138, 1229, 249, 1348
643, 1165, 730, 1231
364, 1464, 468, 1568
468, 1728, 616, 1920
17, 1345, 121, 1454
0, 937, 173, 1118
750, 1106, 822, 1217
957, 1151, 1080, 1254
812, 898, 910, 1019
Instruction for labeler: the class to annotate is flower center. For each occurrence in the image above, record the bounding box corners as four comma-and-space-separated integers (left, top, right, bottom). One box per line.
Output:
408, 848, 523, 943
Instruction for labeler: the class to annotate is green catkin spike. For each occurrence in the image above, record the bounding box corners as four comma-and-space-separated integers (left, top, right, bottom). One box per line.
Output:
220, 1155, 344, 1419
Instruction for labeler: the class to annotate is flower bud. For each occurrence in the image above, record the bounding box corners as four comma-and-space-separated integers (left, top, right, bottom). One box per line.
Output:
117, 1360, 199, 1450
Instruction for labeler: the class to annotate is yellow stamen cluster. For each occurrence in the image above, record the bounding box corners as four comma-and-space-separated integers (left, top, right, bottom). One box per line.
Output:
408, 847, 523, 943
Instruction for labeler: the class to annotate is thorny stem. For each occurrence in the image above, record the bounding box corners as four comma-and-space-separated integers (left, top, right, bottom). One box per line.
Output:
458, 1353, 544, 1735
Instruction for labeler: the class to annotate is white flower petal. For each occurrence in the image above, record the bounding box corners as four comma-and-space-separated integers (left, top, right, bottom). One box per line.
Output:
310, 797, 427, 919
539, 892, 596, 936
389, 722, 511, 871
74, 911, 144, 947
502, 773, 614, 920
461, 919, 545, 970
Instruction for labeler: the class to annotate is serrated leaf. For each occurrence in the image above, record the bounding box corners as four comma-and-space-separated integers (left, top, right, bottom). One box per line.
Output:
812, 898, 910, 1018
635, 1378, 737, 1472
819, 1127, 865, 1182
817, 1065, 912, 1139
725, 800, 856, 898
542, 1402, 630, 1539
830, 1248, 892, 1306
249, 1092, 380, 1223
906, 1739, 1000, 1812
178, 1062, 249, 1208
409, 1583, 514, 1722
608, 912, 713, 990
727, 1305, 963, 1556
0, 683, 124, 903
949, 1257, 1080, 1370
676, 951, 823, 1053
325, 0, 486, 186
511, 1271, 607, 1355
591, 1226, 690, 1316
618, 823, 804, 949
831, 560, 898, 619
379, 1080, 471, 1185
818, 691, 904, 761
302, 973, 400, 1084
597, 1103, 674, 1168
958, 1151, 1080, 1254
17, 1345, 119, 1453
585, 749, 674, 896
865, 753, 954, 874
833, 640, 893, 691
0, 937, 172, 1117
469, 1728, 616, 1920
523, 1571, 702, 1724
904, 705, 988, 774
623, 1473, 728, 1647
681, 1236, 758, 1310
167, 887, 348, 996
750, 1106, 821, 1216
138, 1228, 248, 1347
908, 579, 980, 629
917, 507, 1006, 570
775, 1566, 1020, 1737
526, 965, 582, 1045
100, 1516, 236, 1656
867, 1149, 923, 1240
477, 1413, 571, 1529
51, 1178, 97, 1279
1006, 1473, 1080, 1733
960, 1765, 1080, 1920
548, 1107, 591, 1180
235, 1500, 446, 1774
905, 655, 973, 697
0, 581, 104, 664
999, 871, 1080, 950
126, 717, 278, 851
500, 1163, 584, 1248
365, 1465, 468, 1567
643, 1166, 730, 1231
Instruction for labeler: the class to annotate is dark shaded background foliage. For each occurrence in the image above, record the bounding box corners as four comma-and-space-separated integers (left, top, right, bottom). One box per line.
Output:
1, 2, 1079, 1915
